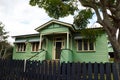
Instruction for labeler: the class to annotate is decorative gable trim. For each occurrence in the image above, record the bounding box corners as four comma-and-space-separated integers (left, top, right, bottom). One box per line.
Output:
35, 19, 75, 31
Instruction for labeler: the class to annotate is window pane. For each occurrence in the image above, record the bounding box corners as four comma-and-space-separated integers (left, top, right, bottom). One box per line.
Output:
78, 40, 82, 50
17, 44, 20, 51
32, 42, 39, 52
84, 39, 88, 50
36, 42, 39, 51
23, 43, 26, 51
89, 42, 94, 50
20, 44, 22, 51
32, 43, 35, 51
16, 43, 26, 52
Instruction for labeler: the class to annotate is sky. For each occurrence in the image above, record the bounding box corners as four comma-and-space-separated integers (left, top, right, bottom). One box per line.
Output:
0, 0, 74, 43
0, 0, 97, 44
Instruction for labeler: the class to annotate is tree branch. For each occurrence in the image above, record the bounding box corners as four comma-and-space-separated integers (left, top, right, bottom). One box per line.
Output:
116, 0, 120, 9
80, 0, 102, 23
118, 28, 120, 46
93, 7, 102, 23
80, 0, 94, 7
102, 21, 120, 52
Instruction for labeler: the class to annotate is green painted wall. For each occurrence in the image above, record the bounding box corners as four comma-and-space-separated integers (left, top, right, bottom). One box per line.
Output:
13, 42, 46, 60
13, 23, 109, 63
46, 36, 53, 60
12, 35, 46, 60
60, 49, 73, 63
108, 46, 113, 52
13, 50, 46, 60
72, 33, 109, 63
40, 24, 69, 35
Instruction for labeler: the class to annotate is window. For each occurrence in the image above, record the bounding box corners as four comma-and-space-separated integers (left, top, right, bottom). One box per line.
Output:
77, 39, 95, 51
16, 43, 26, 52
31, 42, 39, 52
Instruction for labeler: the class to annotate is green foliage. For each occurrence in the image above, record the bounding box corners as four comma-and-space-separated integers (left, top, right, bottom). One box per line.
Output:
29, 0, 120, 62
0, 22, 8, 42
73, 9, 93, 29
0, 22, 12, 59
0, 42, 13, 59
29, 0, 78, 19
79, 28, 104, 42
29, 0, 103, 41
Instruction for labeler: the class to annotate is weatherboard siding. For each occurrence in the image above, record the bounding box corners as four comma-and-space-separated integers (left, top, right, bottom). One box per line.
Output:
72, 34, 109, 63
40, 24, 70, 35
13, 20, 109, 62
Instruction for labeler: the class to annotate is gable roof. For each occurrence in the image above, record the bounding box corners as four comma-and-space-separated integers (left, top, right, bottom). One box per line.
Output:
35, 19, 75, 31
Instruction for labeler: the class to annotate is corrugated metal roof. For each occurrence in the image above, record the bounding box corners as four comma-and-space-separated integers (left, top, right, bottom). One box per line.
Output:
28, 38, 40, 42
74, 36, 85, 39
14, 40, 26, 43
12, 33, 39, 38
14, 38, 42, 43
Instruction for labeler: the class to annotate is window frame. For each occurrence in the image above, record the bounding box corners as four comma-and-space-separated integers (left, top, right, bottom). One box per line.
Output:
31, 42, 39, 52
77, 39, 95, 52
16, 43, 26, 52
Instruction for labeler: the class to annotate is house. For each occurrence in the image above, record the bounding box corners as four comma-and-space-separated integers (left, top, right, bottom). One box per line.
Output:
12, 19, 109, 63
108, 40, 114, 62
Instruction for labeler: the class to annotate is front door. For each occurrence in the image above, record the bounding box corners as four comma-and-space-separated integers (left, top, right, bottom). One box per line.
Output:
55, 42, 62, 59
54, 37, 64, 59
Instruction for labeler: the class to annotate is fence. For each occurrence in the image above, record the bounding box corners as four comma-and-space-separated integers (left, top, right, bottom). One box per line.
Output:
0, 59, 120, 80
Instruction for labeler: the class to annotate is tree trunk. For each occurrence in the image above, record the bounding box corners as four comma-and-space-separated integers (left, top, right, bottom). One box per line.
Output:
111, 48, 120, 79
114, 52, 120, 62
0, 45, 4, 59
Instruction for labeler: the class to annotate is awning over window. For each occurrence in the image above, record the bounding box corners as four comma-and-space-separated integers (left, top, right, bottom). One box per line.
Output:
14, 38, 44, 43
28, 38, 40, 42
14, 40, 26, 43
74, 36, 85, 39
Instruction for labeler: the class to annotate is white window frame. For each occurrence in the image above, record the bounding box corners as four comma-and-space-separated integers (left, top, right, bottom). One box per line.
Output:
77, 39, 95, 52
16, 43, 26, 52
31, 42, 39, 52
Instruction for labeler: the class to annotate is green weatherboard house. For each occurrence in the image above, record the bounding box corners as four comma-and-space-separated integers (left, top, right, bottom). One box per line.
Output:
12, 20, 109, 63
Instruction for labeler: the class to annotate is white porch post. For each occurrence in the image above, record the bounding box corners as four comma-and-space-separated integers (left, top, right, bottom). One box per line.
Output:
39, 34, 42, 50
67, 32, 69, 49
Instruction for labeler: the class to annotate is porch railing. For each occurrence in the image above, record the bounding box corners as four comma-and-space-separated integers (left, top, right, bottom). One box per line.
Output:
27, 49, 46, 60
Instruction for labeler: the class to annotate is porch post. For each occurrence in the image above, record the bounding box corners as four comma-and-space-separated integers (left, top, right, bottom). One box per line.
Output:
39, 34, 42, 50
67, 32, 69, 49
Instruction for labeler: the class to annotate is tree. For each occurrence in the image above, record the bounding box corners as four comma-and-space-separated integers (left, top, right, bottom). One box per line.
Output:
0, 22, 8, 42
0, 22, 13, 59
29, 0, 120, 62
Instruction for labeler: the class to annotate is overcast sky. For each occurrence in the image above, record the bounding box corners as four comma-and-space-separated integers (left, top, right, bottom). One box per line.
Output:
0, 0, 98, 44
0, 0, 74, 43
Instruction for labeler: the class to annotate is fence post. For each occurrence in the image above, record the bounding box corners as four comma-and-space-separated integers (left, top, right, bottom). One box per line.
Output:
24, 59, 26, 72
112, 63, 119, 80
48, 61, 52, 80
116, 63, 120, 80
52, 61, 57, 80
61, 62, 67, 80
76, 62, 81, 80
106, 63, 111, 80
66, 62, 70, 80
88, 62, 92, 80
71, 62, 76, 80
82, 62, 87, 80
94, 62, 98, 80
100, 63, 105, 80
118, 63, 120, 80
57, 61, 60, 80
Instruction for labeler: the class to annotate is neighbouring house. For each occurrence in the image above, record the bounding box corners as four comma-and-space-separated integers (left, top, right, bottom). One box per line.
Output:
108, 40, 114, 62
12, 19, 109, 63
